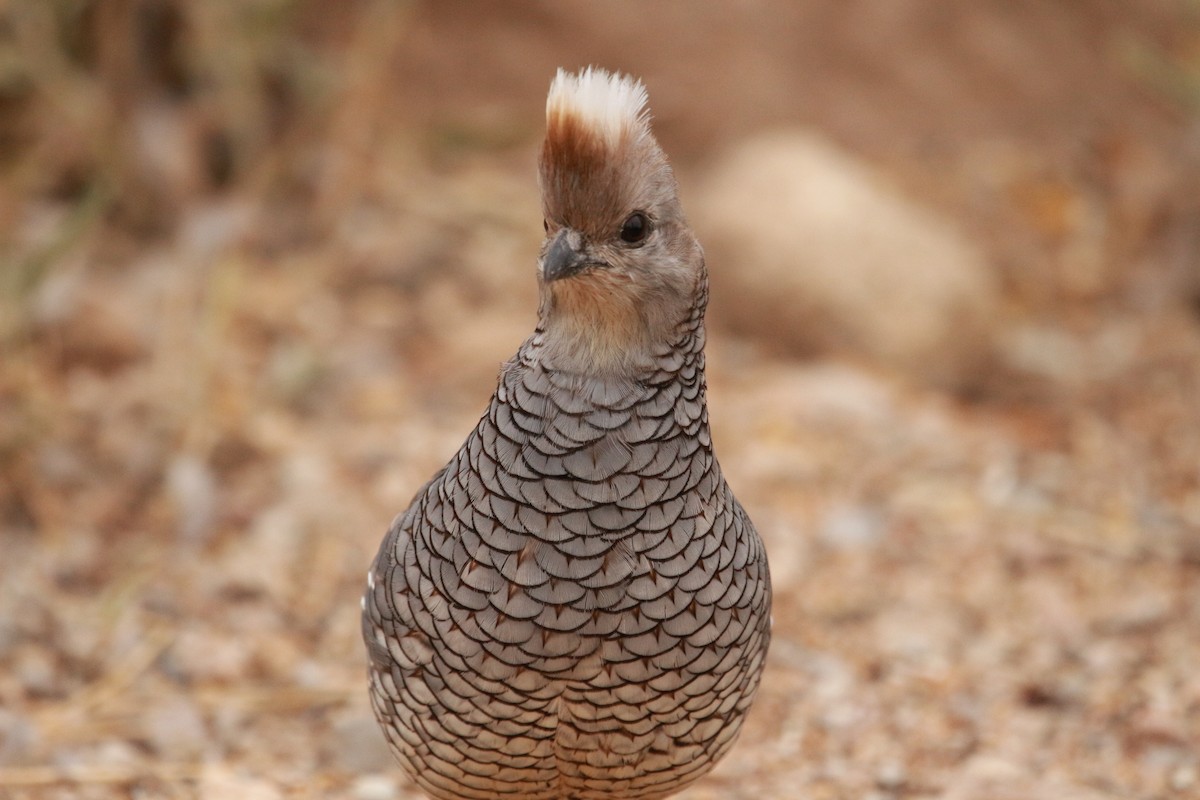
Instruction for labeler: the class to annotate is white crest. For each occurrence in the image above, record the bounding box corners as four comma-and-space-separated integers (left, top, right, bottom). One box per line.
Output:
546, 67, 650, 147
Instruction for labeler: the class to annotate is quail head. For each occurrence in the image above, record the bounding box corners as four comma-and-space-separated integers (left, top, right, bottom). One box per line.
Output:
362, 67, 772, 800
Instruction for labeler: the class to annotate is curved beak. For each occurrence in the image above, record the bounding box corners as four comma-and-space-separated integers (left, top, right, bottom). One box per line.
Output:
542, 230, 603, 283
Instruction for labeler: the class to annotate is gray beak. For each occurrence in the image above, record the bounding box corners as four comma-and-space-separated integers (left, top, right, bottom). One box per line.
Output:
542, 230, 601, 282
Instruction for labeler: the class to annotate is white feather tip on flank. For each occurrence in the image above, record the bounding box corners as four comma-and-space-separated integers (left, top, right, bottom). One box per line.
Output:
546, 67, 650, 145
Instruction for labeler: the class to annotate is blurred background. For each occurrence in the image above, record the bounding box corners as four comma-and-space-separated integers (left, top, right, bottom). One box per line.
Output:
1, 1, 1199, 798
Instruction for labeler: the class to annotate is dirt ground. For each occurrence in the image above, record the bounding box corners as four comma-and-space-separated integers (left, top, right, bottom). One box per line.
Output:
1, 2, 1198, 799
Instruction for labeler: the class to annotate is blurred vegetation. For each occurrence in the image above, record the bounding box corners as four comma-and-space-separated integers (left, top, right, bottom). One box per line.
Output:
0, 0, 335, 200
1123, 0, 1200, 114
0, 0, 352, 340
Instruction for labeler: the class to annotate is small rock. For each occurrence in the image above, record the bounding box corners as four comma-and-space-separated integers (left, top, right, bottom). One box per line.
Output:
353, 773, 400, 800
36, 443, 87, 487
56, 739, 142, 773
92, 739, 141, 769
791, 363, 897, 424
1170, 764, 1198, 791
756, 511, 809, 587
693, 130, 1000, 388
167, 454, 218, 545
199, 764, 283, 800
164, 629, 251, 683
329, 710, 396, 774
941, 754, 1110, 800
181, 200, 253, 258
0, 709, 38, 764
142, 697, 208, 760
30, 256, 84, 326
875, 761, 907, 790
14, 644, 59, 698
999, 324, 1087, 384
819, 503, 886, 549
219, 504, 297, 599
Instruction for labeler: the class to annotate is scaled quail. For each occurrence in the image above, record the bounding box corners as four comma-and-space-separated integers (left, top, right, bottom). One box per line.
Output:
362, 67, 772, 800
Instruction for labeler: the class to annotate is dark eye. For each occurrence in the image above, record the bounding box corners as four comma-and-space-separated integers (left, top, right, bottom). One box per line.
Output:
619, 212, 650, 244
543, 218, 549, 233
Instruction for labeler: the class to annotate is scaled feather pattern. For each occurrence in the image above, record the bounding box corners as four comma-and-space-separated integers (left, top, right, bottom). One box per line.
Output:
363, 67, 772, 800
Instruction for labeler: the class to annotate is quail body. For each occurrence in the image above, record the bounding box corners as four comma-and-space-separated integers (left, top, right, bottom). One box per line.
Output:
362, 68, 771, 800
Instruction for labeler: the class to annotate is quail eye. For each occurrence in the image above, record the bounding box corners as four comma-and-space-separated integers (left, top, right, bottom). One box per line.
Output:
543, 218, 549, 233
619, 212, 650, 244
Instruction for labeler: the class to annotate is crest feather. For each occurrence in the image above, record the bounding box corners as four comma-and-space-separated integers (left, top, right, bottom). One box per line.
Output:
545, 67, 650, 150
540, 67, 672, 234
